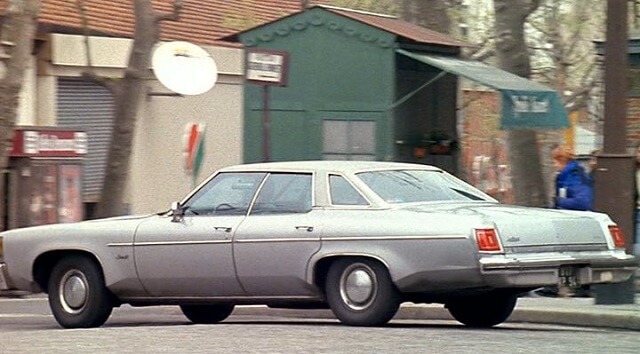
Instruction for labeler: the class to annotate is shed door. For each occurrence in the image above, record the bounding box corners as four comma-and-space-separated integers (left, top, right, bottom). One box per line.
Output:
57, 78, 114, 203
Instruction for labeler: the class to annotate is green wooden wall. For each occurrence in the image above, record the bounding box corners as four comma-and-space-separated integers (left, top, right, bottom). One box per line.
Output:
240, 8, 397, 162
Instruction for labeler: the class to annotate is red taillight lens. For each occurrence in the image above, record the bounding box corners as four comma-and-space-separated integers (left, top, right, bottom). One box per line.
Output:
475, 228, 502, 252
608, 225, 626, 249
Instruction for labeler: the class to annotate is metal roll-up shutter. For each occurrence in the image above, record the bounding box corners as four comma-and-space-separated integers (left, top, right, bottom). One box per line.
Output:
57, 78, 114, 203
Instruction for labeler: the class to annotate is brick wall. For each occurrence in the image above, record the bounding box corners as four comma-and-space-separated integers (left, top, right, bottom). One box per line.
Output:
627, 97, 640, 145
460, 90, 514, 203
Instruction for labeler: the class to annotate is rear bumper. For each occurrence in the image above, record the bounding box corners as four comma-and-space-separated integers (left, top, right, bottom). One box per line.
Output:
479, 252, 638, 287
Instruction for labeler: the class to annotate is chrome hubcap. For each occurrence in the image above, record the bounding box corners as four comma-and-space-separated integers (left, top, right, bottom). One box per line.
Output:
59, 270, 88, 314
340, 263, 377, 310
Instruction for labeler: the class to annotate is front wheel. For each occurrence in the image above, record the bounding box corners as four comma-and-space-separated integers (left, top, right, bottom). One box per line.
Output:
446, 292, 517, 328
48, 255, 113, 328
325, 258, 400, 326
180, 304, 235, 324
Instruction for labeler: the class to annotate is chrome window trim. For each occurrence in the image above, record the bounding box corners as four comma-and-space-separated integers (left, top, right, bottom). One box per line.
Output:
248, 171, 316, 215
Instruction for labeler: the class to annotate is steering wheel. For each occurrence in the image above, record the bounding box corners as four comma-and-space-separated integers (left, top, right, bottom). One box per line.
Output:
214, 203, 235, 212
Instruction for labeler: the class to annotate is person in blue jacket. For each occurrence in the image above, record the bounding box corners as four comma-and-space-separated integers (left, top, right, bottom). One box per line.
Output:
552, 145, 593, 211
536, 145, 595, 298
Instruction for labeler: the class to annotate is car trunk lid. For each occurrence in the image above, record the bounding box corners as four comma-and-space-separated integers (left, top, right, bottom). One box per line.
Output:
404, 203, 609, 253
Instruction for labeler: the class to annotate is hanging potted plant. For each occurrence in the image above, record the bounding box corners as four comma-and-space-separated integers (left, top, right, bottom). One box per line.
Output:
427, 131, 455, 155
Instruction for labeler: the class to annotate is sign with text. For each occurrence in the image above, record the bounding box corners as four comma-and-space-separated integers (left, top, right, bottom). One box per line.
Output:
246, 49, 289, 86
11, 129, 88, 158
501, 91, 569, 129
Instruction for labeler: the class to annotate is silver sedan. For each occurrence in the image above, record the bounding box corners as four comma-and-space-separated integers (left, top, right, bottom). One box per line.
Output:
0, 161, 636, 328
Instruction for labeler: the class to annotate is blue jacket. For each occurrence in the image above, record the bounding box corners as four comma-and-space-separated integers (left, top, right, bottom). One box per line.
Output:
555, 160, 593, 211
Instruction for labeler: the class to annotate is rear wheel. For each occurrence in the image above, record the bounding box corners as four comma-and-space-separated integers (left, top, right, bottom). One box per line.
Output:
446, 292, 517, 328
48, 255, 113, 328
180, 304, 235, 324
325, 258, 400, 326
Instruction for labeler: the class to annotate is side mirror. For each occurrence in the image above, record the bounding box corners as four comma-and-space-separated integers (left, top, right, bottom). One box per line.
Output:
170, 201, 184, 222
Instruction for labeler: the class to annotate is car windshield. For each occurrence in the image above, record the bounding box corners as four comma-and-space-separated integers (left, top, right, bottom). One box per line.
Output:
356, 169, 496, 204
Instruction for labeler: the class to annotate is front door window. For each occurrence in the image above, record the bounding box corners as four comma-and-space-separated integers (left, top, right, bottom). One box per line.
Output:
183, 172, 266, 215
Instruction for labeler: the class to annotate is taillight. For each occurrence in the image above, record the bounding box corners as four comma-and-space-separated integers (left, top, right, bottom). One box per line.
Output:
475, 228, 502, 252
608, 225, 626, 249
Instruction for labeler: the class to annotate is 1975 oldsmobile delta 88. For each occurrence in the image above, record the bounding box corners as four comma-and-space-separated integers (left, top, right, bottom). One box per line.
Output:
0, 161, 636, 328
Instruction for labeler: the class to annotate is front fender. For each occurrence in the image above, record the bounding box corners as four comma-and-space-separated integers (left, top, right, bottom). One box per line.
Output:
1, 216, 150, 295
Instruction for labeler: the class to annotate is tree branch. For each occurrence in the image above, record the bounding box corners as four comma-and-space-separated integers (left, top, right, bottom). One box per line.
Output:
156, 0, 184, 22
74, 0, 114, 92
75, 1, 94, 68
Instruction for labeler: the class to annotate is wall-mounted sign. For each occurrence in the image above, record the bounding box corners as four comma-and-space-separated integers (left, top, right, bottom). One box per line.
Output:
11, 128, 88, 158
246, 49, 289, 86
183, 123, 206, 186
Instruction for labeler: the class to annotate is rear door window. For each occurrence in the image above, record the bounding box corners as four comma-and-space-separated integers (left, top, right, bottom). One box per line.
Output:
329, 174, 369, 206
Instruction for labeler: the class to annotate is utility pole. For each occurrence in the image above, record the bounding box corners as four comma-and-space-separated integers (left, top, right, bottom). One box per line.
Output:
593, 0, 636, 304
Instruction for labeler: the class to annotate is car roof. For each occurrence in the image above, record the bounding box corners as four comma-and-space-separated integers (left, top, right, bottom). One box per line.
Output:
218, 160, 443, 174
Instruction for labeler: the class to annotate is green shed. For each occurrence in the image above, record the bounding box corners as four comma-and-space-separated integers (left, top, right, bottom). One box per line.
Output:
223, 5, 568, 174
222, 6, 464, 172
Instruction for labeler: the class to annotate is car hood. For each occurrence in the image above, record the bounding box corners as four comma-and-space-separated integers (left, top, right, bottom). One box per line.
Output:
0, 214, 155, 239
400, 202, 612, 252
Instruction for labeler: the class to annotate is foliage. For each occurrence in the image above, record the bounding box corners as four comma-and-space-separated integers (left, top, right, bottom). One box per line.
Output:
453, 0, 605, 113
324, 0, 399, 15
525, 0, 606, 110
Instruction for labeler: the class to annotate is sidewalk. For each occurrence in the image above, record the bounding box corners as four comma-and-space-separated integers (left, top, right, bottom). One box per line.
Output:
232, 295, 640, 331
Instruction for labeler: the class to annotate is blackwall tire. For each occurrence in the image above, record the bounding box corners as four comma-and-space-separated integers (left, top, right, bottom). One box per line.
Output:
446, 292, 517, 328
325, 258, 399, 326
180, 304, 235, 324
48, 255, 113, 328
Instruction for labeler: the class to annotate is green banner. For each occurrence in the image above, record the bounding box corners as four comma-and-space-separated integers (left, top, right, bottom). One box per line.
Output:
397, 49, 570, 130
501, 90, 569, 129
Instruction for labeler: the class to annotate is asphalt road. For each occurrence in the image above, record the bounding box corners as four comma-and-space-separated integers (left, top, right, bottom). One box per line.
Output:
1, 296, 638, 354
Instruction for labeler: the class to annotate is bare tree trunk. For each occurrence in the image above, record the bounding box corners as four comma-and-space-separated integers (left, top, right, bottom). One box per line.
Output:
401, 0, 452, 34
94, 0, 182, 218
0, 0, 42, 230
493, 0, 548, 207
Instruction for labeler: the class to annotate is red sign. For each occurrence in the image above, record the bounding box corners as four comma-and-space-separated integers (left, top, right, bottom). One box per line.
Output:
11, 128, 88, 158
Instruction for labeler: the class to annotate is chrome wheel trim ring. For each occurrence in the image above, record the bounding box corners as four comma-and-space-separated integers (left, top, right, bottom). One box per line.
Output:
339, 263, 377, 311
59, 269, 89, 314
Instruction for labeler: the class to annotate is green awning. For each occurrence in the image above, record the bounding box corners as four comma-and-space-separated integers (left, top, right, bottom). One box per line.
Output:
397, 49, 569, 130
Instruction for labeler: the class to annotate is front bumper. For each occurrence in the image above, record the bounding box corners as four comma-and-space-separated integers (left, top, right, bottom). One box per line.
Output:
0, 263, 15, 290
479, 252, 638, 287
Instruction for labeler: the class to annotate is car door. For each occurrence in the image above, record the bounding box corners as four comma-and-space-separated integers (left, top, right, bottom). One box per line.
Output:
233, 172, 322, 296
134, 172, 266, 297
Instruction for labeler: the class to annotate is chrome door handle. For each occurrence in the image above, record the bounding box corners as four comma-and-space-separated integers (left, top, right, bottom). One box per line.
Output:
295, 226, 314, 232
214, 226, 232, 233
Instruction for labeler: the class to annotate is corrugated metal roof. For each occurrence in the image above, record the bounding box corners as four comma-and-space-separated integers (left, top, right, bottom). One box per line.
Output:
0, 0, 304, 46
324, 6, 466, 47
221, 5, 466, 48
1, 2, 464, 48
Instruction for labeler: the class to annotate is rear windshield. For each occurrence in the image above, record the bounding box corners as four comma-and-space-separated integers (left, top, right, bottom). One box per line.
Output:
356, 170, 495, 204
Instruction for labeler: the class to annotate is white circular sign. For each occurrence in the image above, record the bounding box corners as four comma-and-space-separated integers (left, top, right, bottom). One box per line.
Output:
152, 41, 218, 95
